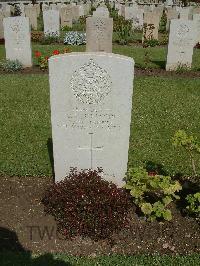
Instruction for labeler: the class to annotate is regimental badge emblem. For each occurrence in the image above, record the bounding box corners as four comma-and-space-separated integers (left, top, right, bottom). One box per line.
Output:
176, 24, 189, 39
70, 59, 112, 104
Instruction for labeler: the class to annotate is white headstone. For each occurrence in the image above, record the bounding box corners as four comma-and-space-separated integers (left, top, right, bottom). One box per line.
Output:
83, 3, 91, 15
86, 17, 113, 52
179, 7, 190, 20
3, 17, 32, 67
193, 14, 200, 44
143, 11, 160, 41
49, 53, 134, 187
43, 10, 60, 37
24, 5, 37, 30
125, 6, 144, 30
166, 19, 196, 71
78, 5, 84, 17
72, 5, 80, 21
0, 10, 4, 39
60, 6, 73, 28
165, 0, 173, 6
93, 6, 109, 18
3, 4, 11, 17
51, 3, 59, 11
42, 3, 50, 12
166, 8, 179, 31
19, 3, 25, 16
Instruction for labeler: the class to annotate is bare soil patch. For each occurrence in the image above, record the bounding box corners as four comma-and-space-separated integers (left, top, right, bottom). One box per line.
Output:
0, 176, 199, 255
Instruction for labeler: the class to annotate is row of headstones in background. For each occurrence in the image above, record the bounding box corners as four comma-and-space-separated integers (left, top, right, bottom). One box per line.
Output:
0, 2, 91, 32
1, 5, 113, 67
42, 5, 113, 51
43, 5, 86, 37
117, 3, 200, 35
2, 8, 199, 71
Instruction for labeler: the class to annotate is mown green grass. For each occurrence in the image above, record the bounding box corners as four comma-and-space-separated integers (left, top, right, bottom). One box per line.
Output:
0, 252, 199, 266
1, 75, 200, 177
1, 43, 200, 70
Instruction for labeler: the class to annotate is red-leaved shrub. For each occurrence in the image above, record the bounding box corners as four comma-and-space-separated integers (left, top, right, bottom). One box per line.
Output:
42, 168, 132, 240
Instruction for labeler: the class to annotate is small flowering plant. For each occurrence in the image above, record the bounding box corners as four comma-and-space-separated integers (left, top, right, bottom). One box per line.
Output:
34, 48, 71, 70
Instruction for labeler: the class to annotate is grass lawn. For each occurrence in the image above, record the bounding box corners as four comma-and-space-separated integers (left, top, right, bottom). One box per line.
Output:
0, 252, 200, 266
1, 74, 200, 177
1, 43, 200, 70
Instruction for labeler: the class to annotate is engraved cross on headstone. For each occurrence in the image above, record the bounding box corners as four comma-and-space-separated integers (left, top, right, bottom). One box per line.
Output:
78, 132, 103, 169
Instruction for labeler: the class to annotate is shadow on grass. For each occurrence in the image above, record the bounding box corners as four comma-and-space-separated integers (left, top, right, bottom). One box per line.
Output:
150, 60, 166, 69
0, 227, 71, 265
47, 138, 55, 179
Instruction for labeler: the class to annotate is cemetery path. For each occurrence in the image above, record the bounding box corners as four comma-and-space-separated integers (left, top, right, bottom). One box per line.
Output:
0, 175, 199, 255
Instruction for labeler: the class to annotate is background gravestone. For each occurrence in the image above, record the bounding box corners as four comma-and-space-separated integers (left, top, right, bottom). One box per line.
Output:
125, 6, 144, 30
24, 5, 37, 30
3, 16, 32, 67
179, 7, 190, 20
49, 53, 134, 187
166, 19, 196, 71
86, 17, 113, 52
143, 11, 160, 41
60, 6, 73, 28
0, 11, 3, 39
43, 10, 60, 37
93, 6, 109, 18
193, 14, 200, 44
166, 8, 179, 31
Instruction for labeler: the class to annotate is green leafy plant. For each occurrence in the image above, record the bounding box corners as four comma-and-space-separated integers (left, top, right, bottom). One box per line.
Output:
114, 16, 133, 45
144, 51, 151, 65
159, 12, 167, 33
34, 48, 71, 70
143, 39, 160, 48
106, 2, 118, 20
42, 168, 132, 241
124, 167, 182, 221
61, 16, 86, 32
186, 192, 200, 217
172, 130, 200, 176
159, 33, 169, 45
0, 59, 23, 72
31, 31, 44, 42
40, 33, 60, 45
174, 63, 190, 73
13, 4, 21, 16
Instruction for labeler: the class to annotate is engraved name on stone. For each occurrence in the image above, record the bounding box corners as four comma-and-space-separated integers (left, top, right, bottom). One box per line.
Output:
58, 108, 119, 130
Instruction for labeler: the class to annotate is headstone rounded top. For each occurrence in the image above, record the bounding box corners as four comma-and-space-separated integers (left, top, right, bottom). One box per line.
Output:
49, 52, 135, 65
